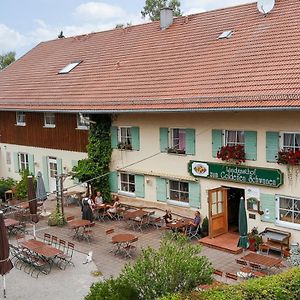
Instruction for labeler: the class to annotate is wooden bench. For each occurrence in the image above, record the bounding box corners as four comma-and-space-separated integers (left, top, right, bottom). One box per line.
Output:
261, 227, 291, 253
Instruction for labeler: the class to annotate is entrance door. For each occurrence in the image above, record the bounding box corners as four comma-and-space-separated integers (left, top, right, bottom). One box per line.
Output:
208, 187, 228, 238
48, 157, 57, 193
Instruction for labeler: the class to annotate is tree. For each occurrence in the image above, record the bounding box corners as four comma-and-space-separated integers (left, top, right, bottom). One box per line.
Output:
141, 0, 182, 21
0, 51, 15, 70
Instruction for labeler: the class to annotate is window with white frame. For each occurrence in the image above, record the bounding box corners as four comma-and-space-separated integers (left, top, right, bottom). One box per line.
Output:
18, 153, 29, 171
169, 128, 186, 153
169, 180, 189, 203
76, 113, 90, 130
277, 196, 300, 229
281, 132, 300, 151
44, 112, 56, 128
16, 112, 26, 126
119, 172, 135, 193
118, 127, 132, 149
224, 130, 245, 146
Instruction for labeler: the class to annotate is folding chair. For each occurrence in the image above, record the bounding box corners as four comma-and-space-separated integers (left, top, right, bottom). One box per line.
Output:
236, 258, 252, 273
187, 223, 202, 240
43, 233, 51, 245
57, 242, 75, 270
51, 235, 58, 247
225, 272, 238, 283
82, 223, 95, 242
123, 237, 138, 258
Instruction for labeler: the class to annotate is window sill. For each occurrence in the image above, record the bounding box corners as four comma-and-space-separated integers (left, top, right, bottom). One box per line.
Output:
15, 123, 26, 127
167, 200, 189, 208
76, 126, 89, 130
43, 125, 56, 129
118, 191, 136, 198
275, 220, 300, 231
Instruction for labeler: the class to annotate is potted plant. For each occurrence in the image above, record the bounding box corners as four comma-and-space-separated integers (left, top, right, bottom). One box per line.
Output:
201, 216, 209, 237
117, 142, 132, 150
248, 227, 262, 251
217, 144, 246, 165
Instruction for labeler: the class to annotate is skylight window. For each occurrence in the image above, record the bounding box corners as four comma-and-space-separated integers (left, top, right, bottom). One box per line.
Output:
218, 30, 233, 39
58, 60, 82, 74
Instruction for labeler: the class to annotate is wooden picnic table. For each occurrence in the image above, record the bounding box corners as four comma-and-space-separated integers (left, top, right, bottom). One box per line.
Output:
166, 218, 191, 231
241, 252, 282, 268
68, 219, 91, 229
112, 233, 136, 244
21, 239, 62, 258
4, 218, 20, 228
124, 209, 149, 220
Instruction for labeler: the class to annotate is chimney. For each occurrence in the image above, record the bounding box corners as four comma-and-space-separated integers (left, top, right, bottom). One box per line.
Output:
160, 7, 173, 30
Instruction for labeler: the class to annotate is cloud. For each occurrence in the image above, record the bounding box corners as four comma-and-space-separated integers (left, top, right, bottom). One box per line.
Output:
0, 24, 26, 53
74, 2, 126, 21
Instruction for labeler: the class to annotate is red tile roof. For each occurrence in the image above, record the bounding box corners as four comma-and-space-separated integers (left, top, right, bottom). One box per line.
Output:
0, 0, 299, 112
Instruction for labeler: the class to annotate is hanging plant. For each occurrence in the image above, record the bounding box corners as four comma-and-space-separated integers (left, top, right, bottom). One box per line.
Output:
277, 149, 300, 183
217, 145, 246, 165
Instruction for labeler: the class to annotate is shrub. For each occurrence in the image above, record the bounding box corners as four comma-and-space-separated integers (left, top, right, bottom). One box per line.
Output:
160, 268, 300, 300
0, 177, 16, 200
15, 169, 35, 200
85, 233, 213, 300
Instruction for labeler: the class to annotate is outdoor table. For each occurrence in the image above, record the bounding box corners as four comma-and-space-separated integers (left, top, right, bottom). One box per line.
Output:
4, 218, 20, 228
94, 204, 110, 221
124, 209, 148, 220
166, 218, 191, 233
111, 233, 136, 255
240, 252, 282, 269
68, 219, 91, 240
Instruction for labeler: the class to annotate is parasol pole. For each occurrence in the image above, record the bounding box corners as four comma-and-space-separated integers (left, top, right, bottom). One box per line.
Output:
3, 275, 6, 298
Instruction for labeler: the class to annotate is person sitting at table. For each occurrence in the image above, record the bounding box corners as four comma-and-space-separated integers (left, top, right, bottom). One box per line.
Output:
82, 194, 94, 222
107, 196, 120, 219
163, 210, 173, 225
187, 211, 201, 233
94, 191, 103, 206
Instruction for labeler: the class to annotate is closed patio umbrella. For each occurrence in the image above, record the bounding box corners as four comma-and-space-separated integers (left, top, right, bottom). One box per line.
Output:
0, 211, 13, 298
237, 197, 249, 250
36, 171, 49, 216
28, 176, 39, 238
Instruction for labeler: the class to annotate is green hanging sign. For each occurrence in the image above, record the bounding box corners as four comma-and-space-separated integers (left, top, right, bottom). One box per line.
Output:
188, 161, 283, 188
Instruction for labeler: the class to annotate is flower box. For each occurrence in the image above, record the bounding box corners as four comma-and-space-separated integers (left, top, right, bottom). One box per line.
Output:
167, 148, 186, 155
117, 142, 132, 150
217, 145, 245, 165
277, 149, 300, 166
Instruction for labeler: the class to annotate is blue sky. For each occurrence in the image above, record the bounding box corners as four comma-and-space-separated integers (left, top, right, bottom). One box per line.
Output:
0, 0, 254, 57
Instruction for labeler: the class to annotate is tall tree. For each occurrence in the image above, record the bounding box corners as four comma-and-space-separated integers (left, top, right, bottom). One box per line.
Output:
0, 52, 15, 70
141, 0, 182, 21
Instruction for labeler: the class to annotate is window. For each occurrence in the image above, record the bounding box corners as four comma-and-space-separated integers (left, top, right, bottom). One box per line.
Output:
224, 130, 245, 146
218, 30, 233, 39
16, 112, 26, 126
169, 180, 189, 203
118, 127, 132, 149
44, 113, 56, 128
76, 113, 90, 130
120, 173, 135, 194
58, 61, 82, 74
18, 153, 29, 171
277, 196, 300, 229
282, 132, 300, 151
169, 128, 186, 153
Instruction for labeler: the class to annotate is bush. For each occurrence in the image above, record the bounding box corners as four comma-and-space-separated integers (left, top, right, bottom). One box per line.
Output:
160, 268, 300, 300
0, 177, 16, 200
85, 233, 213, 300
15, 169, 35, 200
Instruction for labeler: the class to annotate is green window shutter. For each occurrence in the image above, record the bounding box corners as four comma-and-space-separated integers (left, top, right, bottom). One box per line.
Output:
111, 126, 118, 149
212, 129, 222, 158
260, 193, 276, 223
13, 152, 20, 173
160, 128, 169, 152
28, 154, 35, 176
131, 127, 140, 151
189, 181, 201, 208
245, 131, 257, 161
266, 132, 279, 163
185, 128, 195, 155
42, 156, 50, 193
156, 177, 167, 202
71, 160, 79, 184
109, 171, 118, 193
57, 158, 63, 175
135, 174, 145, 198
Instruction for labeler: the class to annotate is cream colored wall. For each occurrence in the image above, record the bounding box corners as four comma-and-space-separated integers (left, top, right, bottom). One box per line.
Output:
111, 111, 300, 243
0, 143, 87, 193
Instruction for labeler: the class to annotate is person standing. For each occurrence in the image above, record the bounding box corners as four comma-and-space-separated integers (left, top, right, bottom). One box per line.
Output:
82, 193, 94, 222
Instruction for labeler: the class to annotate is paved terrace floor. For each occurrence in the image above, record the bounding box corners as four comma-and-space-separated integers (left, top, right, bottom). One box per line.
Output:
28, 199, 287, 280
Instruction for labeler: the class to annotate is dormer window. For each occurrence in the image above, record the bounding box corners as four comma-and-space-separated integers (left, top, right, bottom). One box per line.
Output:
58, 60, 82, 74
218, 30, 233, 39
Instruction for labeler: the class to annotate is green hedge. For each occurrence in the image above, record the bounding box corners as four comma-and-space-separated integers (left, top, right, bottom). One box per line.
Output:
160, 268, 300, 300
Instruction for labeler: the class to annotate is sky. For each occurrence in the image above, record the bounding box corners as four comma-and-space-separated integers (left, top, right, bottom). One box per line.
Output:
0, 0, 255, 57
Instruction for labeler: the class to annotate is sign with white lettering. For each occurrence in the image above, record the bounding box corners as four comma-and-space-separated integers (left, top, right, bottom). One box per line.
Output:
188, 161, 283, 188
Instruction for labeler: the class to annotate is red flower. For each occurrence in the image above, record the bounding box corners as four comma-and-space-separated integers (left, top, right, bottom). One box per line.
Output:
217, 145, 246, 165
277, 149, 300, 166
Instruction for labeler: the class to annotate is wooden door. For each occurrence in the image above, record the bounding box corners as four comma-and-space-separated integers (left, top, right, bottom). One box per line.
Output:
208, 187, 228, 238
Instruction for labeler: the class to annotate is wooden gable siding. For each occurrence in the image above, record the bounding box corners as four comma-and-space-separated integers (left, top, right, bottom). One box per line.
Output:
0, 112, 88, 152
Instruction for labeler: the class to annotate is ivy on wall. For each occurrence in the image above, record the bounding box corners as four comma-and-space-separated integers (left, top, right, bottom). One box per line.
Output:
73, 114, 112, 201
